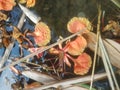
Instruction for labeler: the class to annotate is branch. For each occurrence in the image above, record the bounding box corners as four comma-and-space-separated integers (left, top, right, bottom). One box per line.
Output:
31, 73, 107, 90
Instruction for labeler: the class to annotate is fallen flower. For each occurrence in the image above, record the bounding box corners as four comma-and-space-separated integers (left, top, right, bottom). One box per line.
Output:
67, 17, 92, 33
74, 53, 92, 75
0, 0, 16, 11
66, 35, 87, 56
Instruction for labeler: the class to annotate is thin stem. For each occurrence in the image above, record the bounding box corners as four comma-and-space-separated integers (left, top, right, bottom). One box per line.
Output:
66, 54, 75, 62
89, 4, 102, 90
111, 0, 120, 8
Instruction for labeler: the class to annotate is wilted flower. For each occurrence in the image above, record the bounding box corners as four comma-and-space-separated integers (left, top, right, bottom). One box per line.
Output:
67, 17, 92, 33
66, 35, 87, 56
74, 53, 92, 75
0, 0, 16, 11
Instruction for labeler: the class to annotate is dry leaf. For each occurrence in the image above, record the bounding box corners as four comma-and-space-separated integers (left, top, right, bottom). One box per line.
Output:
0, 11, 7, 21
103, 20, 120, 36
12, 27, 22, 39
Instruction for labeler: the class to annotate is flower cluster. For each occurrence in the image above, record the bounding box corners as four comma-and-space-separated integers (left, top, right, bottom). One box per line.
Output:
49, 17, 92, 75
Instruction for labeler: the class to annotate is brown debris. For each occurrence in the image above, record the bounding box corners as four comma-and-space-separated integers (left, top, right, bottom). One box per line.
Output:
103, 20, 120, 37
0, 11, 7, 21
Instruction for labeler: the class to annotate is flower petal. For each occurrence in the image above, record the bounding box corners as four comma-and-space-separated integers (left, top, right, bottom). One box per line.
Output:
74, 53, 92, 75
67, 35, 87, 56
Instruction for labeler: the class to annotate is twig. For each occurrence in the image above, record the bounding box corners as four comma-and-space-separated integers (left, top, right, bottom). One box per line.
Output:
0, 41, 14, 68
31, 73, 107, 90
17, 13, 26, 30
0, 29, 85, 72
89, 4, 102, 90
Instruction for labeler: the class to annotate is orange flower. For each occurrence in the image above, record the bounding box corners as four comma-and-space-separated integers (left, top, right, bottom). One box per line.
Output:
74, 53, 92, 75
67, 17, 92, 33
66, 35, 87, 56
28, 22, 51, 46
0, 0, 16, 11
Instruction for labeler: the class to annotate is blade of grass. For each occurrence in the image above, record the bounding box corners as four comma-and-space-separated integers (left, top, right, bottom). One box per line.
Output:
99, 36, 116, 90
89, 4, 101, 90
111, 0, 120, 8
99, 36, 120, 90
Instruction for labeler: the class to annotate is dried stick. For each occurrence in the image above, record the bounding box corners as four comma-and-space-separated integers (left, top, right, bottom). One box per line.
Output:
0, 42, 14, 68
30, 73, 107, 90
0, 29, 85, 72
89, 4, 101, 90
